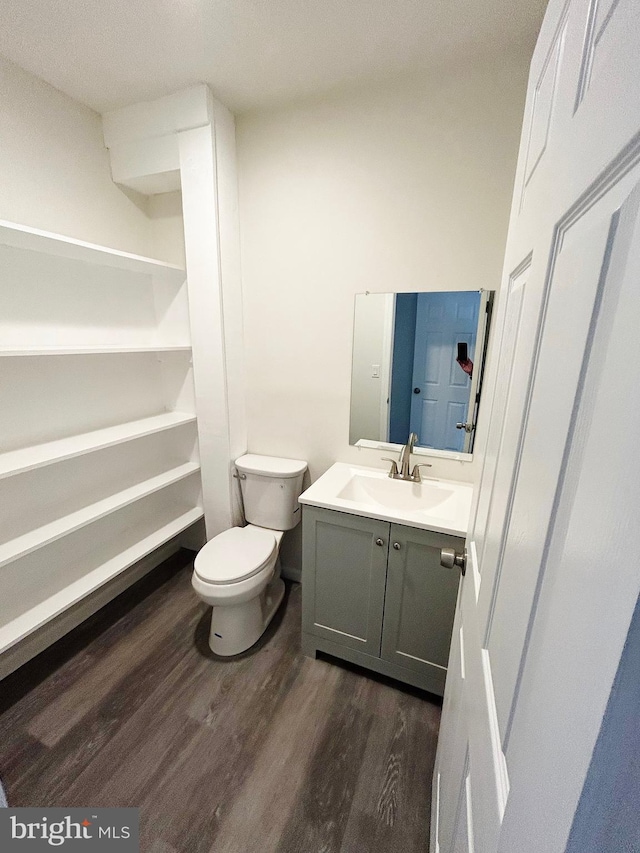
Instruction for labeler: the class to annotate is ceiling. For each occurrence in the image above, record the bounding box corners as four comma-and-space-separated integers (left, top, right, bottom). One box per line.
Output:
0, 0, 548, 115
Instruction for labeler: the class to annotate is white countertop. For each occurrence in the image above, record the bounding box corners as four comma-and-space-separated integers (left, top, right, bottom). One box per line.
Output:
299, 462, 472, 537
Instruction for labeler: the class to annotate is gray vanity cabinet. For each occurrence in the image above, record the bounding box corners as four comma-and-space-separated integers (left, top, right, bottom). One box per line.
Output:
301, 505, 464, 696
301, 507, 389, 655
380, 524, 462, 688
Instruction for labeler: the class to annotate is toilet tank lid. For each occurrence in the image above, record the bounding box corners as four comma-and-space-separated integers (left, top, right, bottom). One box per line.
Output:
235, 454, 307, 478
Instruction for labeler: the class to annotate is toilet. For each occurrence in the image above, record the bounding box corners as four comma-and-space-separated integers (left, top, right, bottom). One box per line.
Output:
191, 453, 307, 656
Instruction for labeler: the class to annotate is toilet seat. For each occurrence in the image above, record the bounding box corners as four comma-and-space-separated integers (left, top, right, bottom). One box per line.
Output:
194, 526, 277, 585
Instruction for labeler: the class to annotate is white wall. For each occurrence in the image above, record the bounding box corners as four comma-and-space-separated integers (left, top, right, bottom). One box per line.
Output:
0, 54, 152, 256
148, 191, 186, 267
236, 60, 529, 486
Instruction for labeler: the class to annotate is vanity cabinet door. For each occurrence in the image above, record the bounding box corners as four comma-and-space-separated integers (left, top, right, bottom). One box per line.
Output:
302, 506, 389, 655
381, 524, 462, 692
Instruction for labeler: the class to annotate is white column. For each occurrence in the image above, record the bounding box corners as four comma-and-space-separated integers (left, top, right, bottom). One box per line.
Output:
103, 86, 246, 537
179, 124, 238, 536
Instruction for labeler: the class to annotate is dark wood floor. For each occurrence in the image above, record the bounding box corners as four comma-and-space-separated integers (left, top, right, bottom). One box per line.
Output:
0, 551, 441, 852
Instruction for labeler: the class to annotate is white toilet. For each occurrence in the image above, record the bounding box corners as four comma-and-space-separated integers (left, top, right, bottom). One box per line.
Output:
191, 453, 307, 656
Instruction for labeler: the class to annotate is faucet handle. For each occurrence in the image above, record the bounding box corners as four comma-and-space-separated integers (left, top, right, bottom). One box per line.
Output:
381, 457, 399, 479
411, 462, 432, 483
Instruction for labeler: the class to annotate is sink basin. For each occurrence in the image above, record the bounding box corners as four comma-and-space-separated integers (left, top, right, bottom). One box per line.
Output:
299, 463, 472, 535
337, 473, 455, 512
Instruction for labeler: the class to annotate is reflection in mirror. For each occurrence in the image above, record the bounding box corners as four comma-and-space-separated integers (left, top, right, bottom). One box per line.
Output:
349, 290, 494, 455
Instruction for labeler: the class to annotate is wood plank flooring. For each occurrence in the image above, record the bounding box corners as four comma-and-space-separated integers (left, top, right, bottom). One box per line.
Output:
0, 551, 441, 852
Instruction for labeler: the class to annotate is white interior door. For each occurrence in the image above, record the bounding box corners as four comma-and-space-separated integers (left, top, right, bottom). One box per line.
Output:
432, 1, 640, 851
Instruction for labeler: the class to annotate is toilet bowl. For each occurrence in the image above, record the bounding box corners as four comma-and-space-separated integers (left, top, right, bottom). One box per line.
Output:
192, 525, 285, 656
191, 453, 307, 656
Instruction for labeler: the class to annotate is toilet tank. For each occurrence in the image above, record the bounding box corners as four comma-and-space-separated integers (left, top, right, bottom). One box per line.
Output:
235, 454, 307, 531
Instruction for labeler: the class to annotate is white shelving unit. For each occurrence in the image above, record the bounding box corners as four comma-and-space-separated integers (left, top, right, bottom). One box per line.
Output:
0, 220, 204, 676
0, 506, 204, 656
0, 412, 197, 479
0, 345, 192, 356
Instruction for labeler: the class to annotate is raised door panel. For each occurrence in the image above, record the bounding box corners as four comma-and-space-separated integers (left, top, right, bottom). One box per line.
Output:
433, 608, 470, 853
381, 524, 461, 691
450, 765, 475, 853
302, 506, 389, 655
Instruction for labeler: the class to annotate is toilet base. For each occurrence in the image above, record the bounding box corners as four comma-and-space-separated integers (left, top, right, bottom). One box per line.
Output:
208, 577, 285, 656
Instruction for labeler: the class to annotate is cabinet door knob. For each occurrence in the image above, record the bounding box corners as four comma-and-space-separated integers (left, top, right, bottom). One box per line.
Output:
393, 542, 401, 550
375, 538, 384, 546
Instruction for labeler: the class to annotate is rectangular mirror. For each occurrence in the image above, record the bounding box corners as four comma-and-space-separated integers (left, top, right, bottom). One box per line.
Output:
349, 290, 494, 456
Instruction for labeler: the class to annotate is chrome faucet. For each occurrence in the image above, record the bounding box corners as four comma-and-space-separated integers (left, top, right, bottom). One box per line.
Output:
398, 431, 418, 478
382, 432, 432, 482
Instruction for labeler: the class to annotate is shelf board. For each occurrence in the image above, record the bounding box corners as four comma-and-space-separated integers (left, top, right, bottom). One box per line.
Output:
0, 345, 192, 357
0, 219, 186, 284
0, 506, 204, 654
0, 412, 197, 480
0, 462, 200, 570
